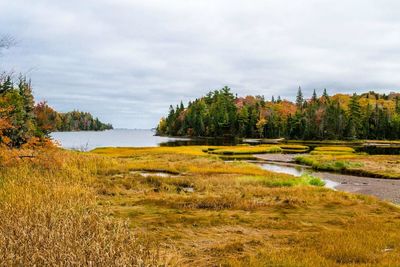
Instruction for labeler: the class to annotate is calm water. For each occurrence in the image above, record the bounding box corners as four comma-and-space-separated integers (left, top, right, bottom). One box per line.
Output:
50, 129, 191, 150
50, 129, 239, 150
259, 163, 339, 189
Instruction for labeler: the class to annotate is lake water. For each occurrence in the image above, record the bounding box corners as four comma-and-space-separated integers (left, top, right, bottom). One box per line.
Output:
50, 129, 239, 150
51, 129, 191, 150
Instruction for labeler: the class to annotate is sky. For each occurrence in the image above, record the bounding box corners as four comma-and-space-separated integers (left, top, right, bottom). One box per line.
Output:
1, 0, 400, 129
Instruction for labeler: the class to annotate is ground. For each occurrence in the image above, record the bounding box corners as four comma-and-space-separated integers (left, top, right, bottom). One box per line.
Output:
296, 153, 400, 179
92, 146, 400, 266
0, 146, 400, 266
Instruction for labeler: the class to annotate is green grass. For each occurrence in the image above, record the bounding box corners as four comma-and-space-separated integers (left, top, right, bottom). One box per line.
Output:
207, 145, 283, 155
237, 173, 325, 187
295, 153, 400, 179
296, 155, 363, 172
310, 146, 355, 155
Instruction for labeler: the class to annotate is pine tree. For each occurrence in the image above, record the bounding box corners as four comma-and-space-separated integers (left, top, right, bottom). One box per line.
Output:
347, 93, 362, 139
0, 76, 13, 94
311, 89, 318, 103
323, 88, 329, 98
296, 86, 304, 109
395, 96, 400, 114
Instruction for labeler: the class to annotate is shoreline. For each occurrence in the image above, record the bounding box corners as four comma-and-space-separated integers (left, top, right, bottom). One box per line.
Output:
253, 154, 400, 204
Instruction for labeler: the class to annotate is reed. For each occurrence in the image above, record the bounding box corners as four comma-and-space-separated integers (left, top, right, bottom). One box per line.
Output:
1, 146, 400, 265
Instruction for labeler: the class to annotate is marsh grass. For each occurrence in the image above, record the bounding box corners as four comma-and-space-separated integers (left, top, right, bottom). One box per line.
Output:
279, 144, 310, 153
296, 153, 400, 178
91, 147, 400, 266
207, 145, 283, 155
0, 148, 166, 266
2, 146, 400, 266
237, 173, 325, 187
310, 146, 355, 155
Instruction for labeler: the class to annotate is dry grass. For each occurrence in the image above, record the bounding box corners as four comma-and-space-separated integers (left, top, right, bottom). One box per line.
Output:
310, 146, 355, 155
207, 145, 282, 155
0, 148, 167, 266
296, 153, 400, 178
2, 146, 400, 266
90, 147, 400, 266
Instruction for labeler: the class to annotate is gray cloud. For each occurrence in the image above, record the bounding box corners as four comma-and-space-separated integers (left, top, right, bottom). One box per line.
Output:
1, 0, 400, 128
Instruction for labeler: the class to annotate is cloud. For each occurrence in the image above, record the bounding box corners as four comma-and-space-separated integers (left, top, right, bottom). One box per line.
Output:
1, 0, 400, 128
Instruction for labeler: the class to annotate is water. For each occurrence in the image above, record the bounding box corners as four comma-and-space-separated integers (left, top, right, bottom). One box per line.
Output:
50, 129, 241, 150
259, 163, 339, 189
50, 129, 190, 150
259, 163, 304, 177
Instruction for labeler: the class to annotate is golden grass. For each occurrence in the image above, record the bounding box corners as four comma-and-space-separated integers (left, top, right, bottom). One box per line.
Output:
92, 146, 209, 157
313, 146, 355, 152
310, 146, 355, 155
279, 144, 309, 150
296, 153, 400, 178
91, 147, 400, 266
207, 145, 282, 155
2, 146, 400, 265
0, 148, 167, 265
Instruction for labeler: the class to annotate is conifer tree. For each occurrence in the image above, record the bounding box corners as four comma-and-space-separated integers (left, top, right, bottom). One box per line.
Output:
296, 86, 304, 109
347, 93, 362, 139
311, 89, 318, 103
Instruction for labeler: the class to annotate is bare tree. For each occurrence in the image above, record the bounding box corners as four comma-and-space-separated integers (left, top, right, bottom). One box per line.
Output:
0, 35, 15, 50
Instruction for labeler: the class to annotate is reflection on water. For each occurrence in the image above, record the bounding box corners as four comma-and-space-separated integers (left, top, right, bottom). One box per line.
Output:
51, 129, 239, 150
259, 163, 339, 189
260, 163, 304, 177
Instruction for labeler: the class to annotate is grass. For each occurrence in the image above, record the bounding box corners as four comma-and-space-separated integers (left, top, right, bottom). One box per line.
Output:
296, 153, 400, 178
206, 145, 283, 155
310, 146, 355, 155
91, 146, 400, 265
203, 144, 309, 155
2, 146, 400, 265
279, 144, 310, 153
0, 148, 167, 265
237, 173, 325, 187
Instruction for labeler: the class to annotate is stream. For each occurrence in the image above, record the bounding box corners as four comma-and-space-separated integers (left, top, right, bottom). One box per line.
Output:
259, 163, 340, 190
255, 160, 400, 204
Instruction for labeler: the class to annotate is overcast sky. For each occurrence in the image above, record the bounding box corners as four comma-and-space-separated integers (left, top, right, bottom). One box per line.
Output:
1, 0, 400, 128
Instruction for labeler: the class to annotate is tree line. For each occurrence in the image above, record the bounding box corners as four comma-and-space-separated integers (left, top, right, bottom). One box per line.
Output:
157, 86, 400, 140
0, 74, 112, 147
35, 102, 113, 133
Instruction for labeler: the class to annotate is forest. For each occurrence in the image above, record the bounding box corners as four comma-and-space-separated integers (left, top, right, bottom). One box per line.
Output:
0, 74, 112, 147
157, 86, 400, 140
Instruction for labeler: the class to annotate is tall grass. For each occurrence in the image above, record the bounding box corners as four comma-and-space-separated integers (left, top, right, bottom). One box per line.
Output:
0, 148, 164, 265
2, 146, 400, 265
92, 147, 400, 266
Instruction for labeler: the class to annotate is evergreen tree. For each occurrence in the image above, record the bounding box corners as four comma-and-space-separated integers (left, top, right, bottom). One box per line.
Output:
347, 93, 362, 139
395, 96, 400, 114
323, 88, 329, 98
0, 76, 13, 94
311, 89, 318, 103
158, 87, 400, 140
296, 86, 304, 109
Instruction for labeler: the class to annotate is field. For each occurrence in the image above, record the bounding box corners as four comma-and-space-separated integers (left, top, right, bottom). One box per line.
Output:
296, 146, 400, 178
1, 146, 400, 266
